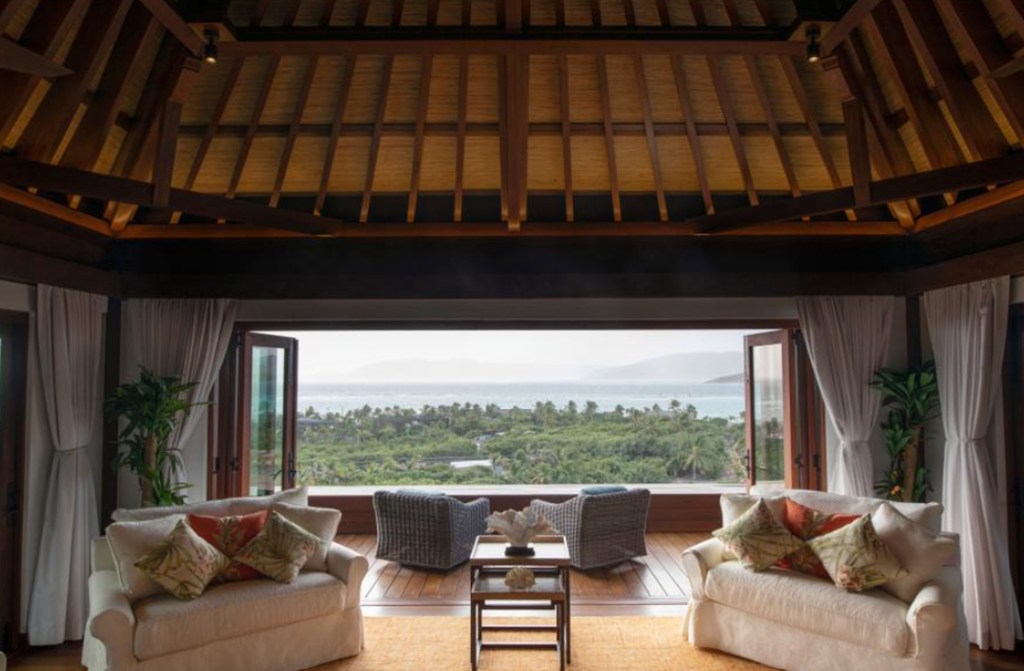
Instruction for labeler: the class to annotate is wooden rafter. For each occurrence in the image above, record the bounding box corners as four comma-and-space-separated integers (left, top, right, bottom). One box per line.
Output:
778, 59, 842, 191
627, 2, 667, 222
180, 59, 243, 192
893, 0, 1006, 161
709, 57, 758, 206
694, 153, 1024, 234
60, 5, 159, 172
0, 0, 22, 34
407, 55, 434, 223
935, 0, 1024, 144
15, 0, 133, 163
0, 0, 90, 141
861, 6, 962, 170
558, 54, 573, 222
843, 99, 869, 208
670, 57, 713, 214
453, 54, 469, 222
915, 181, 1024, 233
314, 57, 356, 216
359, 57, 395, 223
0, 156, 341, 236
220, 29, 809, 58
138, 0, 203, 56
0, 36, 72, 77
0, 184, 111, 237
818, 0, 886, 55
596, 56, 622, 221
152, 101, 182, 209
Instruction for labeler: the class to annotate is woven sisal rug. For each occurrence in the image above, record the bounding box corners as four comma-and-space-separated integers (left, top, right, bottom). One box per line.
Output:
311, 615, 773, 671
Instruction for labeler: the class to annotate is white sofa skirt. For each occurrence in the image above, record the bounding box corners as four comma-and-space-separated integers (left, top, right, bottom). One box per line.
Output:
82, 605, 362, 671
684, 599, 969, 671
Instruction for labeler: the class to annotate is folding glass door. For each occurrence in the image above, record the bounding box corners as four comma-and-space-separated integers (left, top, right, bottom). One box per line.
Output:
0, 316, 26, 653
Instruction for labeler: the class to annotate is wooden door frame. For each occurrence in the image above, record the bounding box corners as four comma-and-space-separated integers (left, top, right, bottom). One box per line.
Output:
0, 311, 28, 654
1004, 306, 1024, 625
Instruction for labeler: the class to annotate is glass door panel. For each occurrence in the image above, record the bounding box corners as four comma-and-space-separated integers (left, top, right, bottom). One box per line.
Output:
240, 333, 298, 497
745, 330, 796, 492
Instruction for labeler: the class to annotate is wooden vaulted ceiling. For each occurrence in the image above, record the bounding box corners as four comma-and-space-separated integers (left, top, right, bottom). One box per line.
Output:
0, 0, 1023, 242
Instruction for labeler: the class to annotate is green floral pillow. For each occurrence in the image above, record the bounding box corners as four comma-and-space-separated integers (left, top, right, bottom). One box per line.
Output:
234, 511, 324, 583
807, 513, 907, 592
134, 519, 230, 601
713, 498, 805, 571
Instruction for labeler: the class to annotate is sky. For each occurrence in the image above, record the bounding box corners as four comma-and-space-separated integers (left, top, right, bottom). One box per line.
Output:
260, 329, 764, 383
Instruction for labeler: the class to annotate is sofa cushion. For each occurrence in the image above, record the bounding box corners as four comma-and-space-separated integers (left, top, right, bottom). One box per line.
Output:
777, 498, 860, 580
107, 515, 186, 601
580, 485, 628, 496
134, 519, 229, 601
712, 499, 804, 571
234, 512, 323, 583
132, 571, 345, 660
808, 514, 907, 592
721, 490, 943, 533
872, 502, 956, 603
271, 502, 340, 571
112, 487, 308, 523
187, 509, 270, 582
704, 561, 910, 656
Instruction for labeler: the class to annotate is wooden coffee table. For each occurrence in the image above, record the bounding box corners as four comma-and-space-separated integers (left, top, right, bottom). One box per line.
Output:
469, 535, 571, 671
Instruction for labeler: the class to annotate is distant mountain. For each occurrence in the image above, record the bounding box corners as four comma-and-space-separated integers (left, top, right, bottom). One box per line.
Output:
343, 358, 593, 382
705, 372, 744, 384
585, 352, 743, 383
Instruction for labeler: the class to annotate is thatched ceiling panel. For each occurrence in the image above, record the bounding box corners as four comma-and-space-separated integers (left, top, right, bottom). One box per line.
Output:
527, 136, 566, 190
643, 56, 684, 123
974, 80, 1021, 147
174, 138, 200, 188
385, 56, 427, 124
235, 137, 287, 194
466, 56, 499, 122
658, 137, 699, 191
302, 56, 351, 124
372, 136, 415, 190
327, 137, 373, 192
96, 127, 126, 176
570, 137, 613, 190
194, 137, 245, 193
745, 136, 792, 192
283, 137, 334, 190
121, 31, 165, 118
784, 137, 837, 192
261, 56, 314, 124
751, 56, 803, 124
596, 0, 629, 26
461, 136, 501, 189
701, 137, 745, 191
612, 136, 656, 190
427, 56, 462, 123
182, 56, 236, 125
564, 0, 596, 25
4, 0, 38, 40
566, 56, 602, 123
606, 55, 644, 123
678, 56, 724, 123
436, 0, 467, 25
419, 136, 458, 191
220, 56, 275, 124
345, 56, 390, 124
3, 79, 48, 148
529, 56, 561, 124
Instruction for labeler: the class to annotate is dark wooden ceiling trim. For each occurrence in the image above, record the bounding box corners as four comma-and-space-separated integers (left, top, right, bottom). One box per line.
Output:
152, 101, 182, 209
315, 57, 356, 216
0, 0, 22, 34
138, 0, 203, 56
359, 57, 395, 223
695, 153, 1024, 233
0, 35, 73, 77
0, 241, 120, 297
0, 185, 111, 237
818, 0, 886, 55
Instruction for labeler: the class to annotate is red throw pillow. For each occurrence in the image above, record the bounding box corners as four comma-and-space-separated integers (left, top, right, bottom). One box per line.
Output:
776, 498, 859, 580
188, 509, 270, 582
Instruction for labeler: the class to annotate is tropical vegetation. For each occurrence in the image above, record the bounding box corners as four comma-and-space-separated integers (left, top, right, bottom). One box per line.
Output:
872, 361, 940, 503
295, 399, 750, 487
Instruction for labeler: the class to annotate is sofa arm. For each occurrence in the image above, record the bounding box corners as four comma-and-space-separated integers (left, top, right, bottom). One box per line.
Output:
328, 542, 370, 609
681, 538, 726, 600
88, 571, 136, 671
906, 566, 964, 664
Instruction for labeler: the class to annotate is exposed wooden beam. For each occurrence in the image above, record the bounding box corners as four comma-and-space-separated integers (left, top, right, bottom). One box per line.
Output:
226, 56, 279, 200
694, 153, 1024, 233
0, 36, 72, 77
15, 0, 133, 163
671, 57, 713, 214
181, 58, 243, 192
935, 0, 1024, 144
0, 0, 23, 34
558, 54, 573, 222
314, 57, 356, 216
778, 59, 843, 191
60, 5, 159, 172
0, 0, 90, 141
454, 54, 469, 223
709, 57, 758, 206
893, 0, 1007, 161
819, 0, 886, 54
407, 55, 433, 223
359, 57, 396, 223
597, 56, 622, 222
152, 101, 182, 209
138, 0, 204, 56
844, 99, 870, 208
915, 181, 1024, 232
220, 28, 809, 58
862, 6, 963, 170
0, 184, 111, 236
116, 220, 906, 239
0, 156, 342, 236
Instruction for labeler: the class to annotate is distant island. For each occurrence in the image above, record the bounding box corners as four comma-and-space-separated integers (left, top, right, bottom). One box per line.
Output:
705, 372, 744, 384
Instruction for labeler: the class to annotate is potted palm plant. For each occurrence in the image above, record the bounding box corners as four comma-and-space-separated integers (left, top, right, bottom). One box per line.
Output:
106, 367, 203, 507
872, 361, 940, 503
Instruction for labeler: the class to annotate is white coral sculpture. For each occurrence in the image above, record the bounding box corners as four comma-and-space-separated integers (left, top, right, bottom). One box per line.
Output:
485, 506, 557, 547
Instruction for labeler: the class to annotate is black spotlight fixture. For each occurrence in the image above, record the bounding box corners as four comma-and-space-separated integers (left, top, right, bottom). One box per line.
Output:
203, 28, 219, 65
805, 26, 821, 64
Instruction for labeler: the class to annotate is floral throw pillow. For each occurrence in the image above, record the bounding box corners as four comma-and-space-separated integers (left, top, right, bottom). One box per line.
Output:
234, 511, 324, 583
134, 519, 229, 601
807, 513, 907, 592
713, 498, 805, 571
187, 509, 270, 581
777, 498, 860, 580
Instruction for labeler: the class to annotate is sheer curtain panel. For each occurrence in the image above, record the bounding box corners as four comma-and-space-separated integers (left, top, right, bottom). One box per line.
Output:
795, 296, 894, 497
924, 277, 1022, 650
27, 286, 106, 644
124, 299, 236, 485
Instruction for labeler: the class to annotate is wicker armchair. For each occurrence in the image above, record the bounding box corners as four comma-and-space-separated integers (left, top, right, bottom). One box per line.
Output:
372, 490, 490, 570
531, 488, 651, 570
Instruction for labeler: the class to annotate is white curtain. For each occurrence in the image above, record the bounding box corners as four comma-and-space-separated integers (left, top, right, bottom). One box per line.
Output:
796, 296, 894, 497
924, 277, 1022, 650
27, 286, 106, 644
124, 299, 236, 485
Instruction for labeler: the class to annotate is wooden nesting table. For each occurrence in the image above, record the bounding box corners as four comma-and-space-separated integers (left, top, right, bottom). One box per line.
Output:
469, 535, 572, 671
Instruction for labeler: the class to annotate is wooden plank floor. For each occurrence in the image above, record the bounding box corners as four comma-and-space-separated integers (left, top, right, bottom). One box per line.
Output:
8, 532, 1024, 670
342, 532, 703, 607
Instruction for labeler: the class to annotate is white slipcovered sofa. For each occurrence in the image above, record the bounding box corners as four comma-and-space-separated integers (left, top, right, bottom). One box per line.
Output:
82, 489, 368, 671
682, 489, 970, 671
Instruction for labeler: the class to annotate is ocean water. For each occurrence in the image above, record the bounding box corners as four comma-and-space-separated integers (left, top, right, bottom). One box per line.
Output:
298, 381, 745, 419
